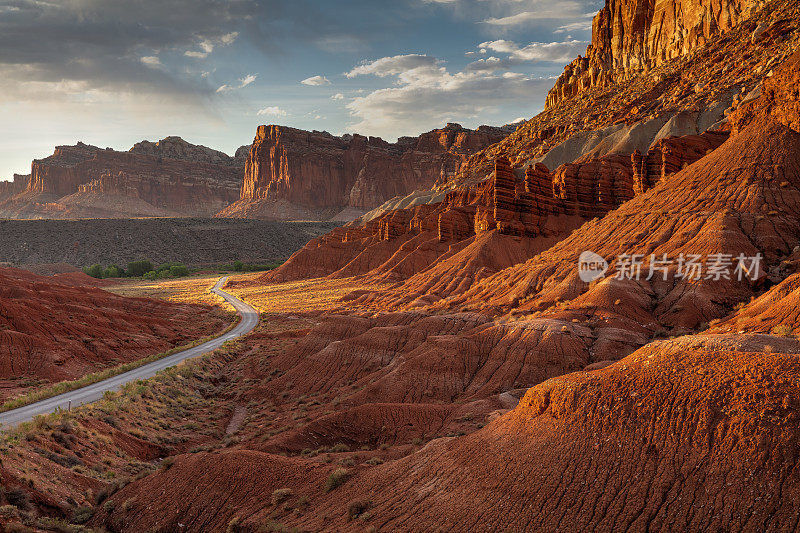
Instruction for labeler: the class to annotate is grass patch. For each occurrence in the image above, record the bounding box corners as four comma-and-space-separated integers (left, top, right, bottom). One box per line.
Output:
324, 468, 351, 492
271, 488, 293, 505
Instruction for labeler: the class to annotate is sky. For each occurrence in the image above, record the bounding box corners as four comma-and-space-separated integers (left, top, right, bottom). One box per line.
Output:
0, 0, 603, 180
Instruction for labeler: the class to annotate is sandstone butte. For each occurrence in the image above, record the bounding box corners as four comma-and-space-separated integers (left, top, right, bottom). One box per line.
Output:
0, 137, 249, 218
215, 122, 514, 221
2, 0, 800, 531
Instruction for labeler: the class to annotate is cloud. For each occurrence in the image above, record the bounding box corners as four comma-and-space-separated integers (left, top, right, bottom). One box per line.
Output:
555, 20, 594, 33
257, 106, 287, 117
477, 39, 588, 63
345, 53, 554, 138
216, 73, 258, 93
140, 56, 162, 67
331, 93, 345, 100
184, 32, 238, 59
0, 0, 281, 108
346, 54, 438, 78
479, 1, 597, 27
239, 74, 257, 87
301, 75, 331, 86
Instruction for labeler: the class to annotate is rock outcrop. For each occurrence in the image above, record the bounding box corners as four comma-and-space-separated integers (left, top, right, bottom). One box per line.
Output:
217, 123, 510, 221
632, 130, 729, 193
0, 139, 245, 218
546, 0, 765, 108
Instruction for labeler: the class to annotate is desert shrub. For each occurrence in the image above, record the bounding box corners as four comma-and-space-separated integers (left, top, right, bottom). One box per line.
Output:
329, 443, 350, 453
3, 523, 34, 533
226, 516, 242, 533
83, 264, 104, 279
324, 468, 351, 492
0, 504, 20, 519
70, 506, 94, 525
271, 488, 293, 505
347, 499, 372, 520
142, 270, 158, 280
219, 261, 283, 273
773, 325, 793, 337
127, 260, 153, 277
256, 522, 302, 533
295, 495, 309, 511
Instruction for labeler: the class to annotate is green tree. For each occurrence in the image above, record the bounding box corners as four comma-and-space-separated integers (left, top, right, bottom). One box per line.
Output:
127, 260, 153, 278
169, 264, 190, 277
142, 270, 158, 281
103, 264, 125, 278
83, 264, 104, 279
233, 260, 244, 272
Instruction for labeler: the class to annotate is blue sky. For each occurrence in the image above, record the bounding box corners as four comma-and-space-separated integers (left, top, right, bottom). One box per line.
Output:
0, 0, 602, 180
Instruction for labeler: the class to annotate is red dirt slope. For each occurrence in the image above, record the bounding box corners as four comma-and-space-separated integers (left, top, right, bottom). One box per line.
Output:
0, 267, 226, 397
93, 281, 800, 532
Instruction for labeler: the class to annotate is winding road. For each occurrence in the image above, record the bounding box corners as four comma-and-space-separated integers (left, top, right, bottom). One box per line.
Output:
0, 277, 259, 428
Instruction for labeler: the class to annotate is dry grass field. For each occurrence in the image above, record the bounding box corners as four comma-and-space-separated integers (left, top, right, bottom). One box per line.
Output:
224, 274, 384, 314
105, 274, 232, 309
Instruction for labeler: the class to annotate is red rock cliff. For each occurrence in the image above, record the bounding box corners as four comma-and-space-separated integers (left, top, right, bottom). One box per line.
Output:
546, 0, 764, 107
230, 123, 509, 217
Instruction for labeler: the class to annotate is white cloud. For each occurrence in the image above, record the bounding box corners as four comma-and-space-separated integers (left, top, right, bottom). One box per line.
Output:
257, 106, 287, 117
345, 53, 554, 138
511, 117, 526, 124
346, 54, 438, 78
480, 2, 597, 28
239, 74, 257, 87
301, 75, 331, 86
331, 93, 345, 100
479, 39, 588, 63
555, 20, 594, 33
140, 56, 162, 67
185, 32, 239, 59
216, 73, 257, 93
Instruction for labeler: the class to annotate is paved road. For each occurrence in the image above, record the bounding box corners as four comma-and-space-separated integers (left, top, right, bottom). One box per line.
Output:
0, 277, 259, 428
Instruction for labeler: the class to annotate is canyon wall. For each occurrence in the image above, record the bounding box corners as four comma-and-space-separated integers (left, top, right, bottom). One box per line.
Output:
219, 123, 511, 220
266, 127, 727, 283
546, 0, 764, 107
